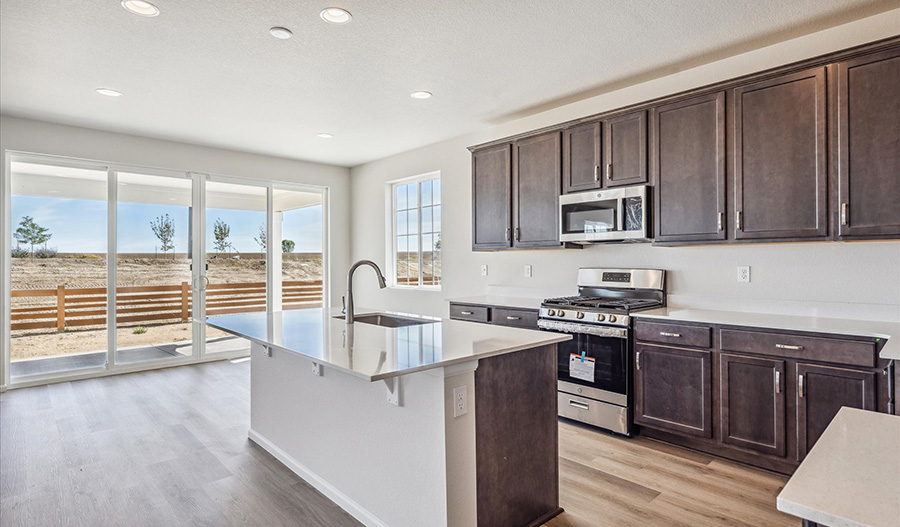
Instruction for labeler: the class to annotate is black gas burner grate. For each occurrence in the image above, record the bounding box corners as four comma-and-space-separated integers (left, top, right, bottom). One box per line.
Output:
543, 296, 662, 313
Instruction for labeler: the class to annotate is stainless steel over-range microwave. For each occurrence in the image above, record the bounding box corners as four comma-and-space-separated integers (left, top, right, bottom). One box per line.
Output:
559, 185, 649, 243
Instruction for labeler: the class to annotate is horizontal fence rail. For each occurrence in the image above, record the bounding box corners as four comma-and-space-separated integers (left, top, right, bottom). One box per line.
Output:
10, 281, 323, 331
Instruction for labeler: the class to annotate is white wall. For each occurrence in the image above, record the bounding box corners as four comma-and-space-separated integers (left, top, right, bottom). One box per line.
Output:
0, 114, 351, 308
349, 10, 900, 322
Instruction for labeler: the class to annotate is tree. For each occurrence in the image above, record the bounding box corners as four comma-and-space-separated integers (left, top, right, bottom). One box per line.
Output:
254, 225, 267, 252
213, 218, 231, 255
150, 214, 176, 258
281, 239, 295, 254
13, 216, 52, 257
434, 233, 441, 251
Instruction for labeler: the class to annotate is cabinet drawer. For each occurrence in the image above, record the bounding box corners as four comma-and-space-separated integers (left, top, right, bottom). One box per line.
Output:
635, 320, 712, 348
491, 307, 539, 329
449, 303, 489, 323
720, 328, 877, 368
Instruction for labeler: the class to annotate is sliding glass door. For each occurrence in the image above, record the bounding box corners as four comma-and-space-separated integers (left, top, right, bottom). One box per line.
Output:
3, 152, 328, 386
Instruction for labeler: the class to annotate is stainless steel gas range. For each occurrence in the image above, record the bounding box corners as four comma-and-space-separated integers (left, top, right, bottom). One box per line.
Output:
539, 268, 666, 436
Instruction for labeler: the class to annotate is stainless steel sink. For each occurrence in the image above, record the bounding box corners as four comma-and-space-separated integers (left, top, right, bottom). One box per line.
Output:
334, 313, 431, 328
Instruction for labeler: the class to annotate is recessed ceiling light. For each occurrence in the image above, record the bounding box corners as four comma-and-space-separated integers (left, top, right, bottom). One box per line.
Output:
317, 133, 334, 139
269, 26, 293, 39
121, 0, 160, 17
96, 88, 123, 97
410, 91, 432, 99
320, 7, 352, 24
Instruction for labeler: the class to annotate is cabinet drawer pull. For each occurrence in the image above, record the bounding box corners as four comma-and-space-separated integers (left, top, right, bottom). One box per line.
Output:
798, 374, 804, 398
460, 311, 474, 316
506, 316, 521, 321
505, 228, 510, 242
635, 351, 640, 370
515, 227, 520, 241
660, 331, 681, 338
775, 343, 803, 350
841, 203, 848, 226
736, 210, 742, 231
568, 400, 590, 411
717, 211, 724, 232
594, 165, 600, 182
606, 163, 613, 180
774, 370, 781, 394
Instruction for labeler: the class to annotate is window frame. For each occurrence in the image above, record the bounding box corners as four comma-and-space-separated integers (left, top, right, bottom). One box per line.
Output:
386, 171, 441, 290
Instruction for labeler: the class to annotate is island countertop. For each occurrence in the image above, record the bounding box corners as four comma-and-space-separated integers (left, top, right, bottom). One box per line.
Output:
207, 307, 571, 381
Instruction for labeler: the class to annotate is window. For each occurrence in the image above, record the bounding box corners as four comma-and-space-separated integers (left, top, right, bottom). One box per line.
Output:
390, 173, 441, 288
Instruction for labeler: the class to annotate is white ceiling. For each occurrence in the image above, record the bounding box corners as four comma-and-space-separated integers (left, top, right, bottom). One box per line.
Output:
0, 0, 894, 167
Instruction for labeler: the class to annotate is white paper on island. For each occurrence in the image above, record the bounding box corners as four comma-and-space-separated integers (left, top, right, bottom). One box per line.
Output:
569, 352, 595, 382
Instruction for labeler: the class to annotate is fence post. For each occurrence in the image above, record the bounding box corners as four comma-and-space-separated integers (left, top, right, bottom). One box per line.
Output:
181, 281, 190, 321
57, 285, 66, 332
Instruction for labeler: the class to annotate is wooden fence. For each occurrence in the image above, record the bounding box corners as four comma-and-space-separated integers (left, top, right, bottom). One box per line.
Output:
10, 280, 323, 332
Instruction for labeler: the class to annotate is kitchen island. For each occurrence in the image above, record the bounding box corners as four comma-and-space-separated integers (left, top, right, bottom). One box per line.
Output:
207, 307, 571, 527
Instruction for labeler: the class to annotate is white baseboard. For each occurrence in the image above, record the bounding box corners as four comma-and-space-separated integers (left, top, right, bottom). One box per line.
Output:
248, 428, 389, 527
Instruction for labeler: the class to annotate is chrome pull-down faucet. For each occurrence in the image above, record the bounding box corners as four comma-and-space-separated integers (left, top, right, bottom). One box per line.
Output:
343, 260, 387, 323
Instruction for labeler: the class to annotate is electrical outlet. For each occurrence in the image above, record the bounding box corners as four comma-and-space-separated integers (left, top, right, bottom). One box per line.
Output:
311, 362, 323, 376
453, 385, 468, 417
481, 265, 488, 276
737, 266, 751, 283
524, 264, 533, 278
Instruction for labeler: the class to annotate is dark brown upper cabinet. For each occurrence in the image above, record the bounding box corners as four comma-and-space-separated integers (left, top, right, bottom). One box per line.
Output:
604, 110, 648, 187
512, 132, 564, 249
562, 121, 603, 193
471, 143, 512, 250
836, 47, 900, 239
733, 67, 828, 240
652, 92, 726, 243
720, 354, 786, 457
634, 343, 712, 438
796, 363, 876, 460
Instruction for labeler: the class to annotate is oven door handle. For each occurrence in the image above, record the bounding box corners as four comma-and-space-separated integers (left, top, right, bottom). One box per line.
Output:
568, 399, 590, 411
537, 319, 628, 338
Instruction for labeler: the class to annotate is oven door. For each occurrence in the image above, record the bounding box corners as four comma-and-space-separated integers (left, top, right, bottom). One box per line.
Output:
559, 185, 648, 242
552, 327, 629, 406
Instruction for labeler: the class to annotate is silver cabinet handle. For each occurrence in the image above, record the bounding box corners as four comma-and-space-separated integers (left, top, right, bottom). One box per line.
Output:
776, 344, 803, 350
798, 374, 804, 398
506, 316, 521, 320
774, 370, 781, 394
660, 331, 681, 338
505, 228, 510, 241
841, 203, 848, 226
568, 400, 590, 411
717, 211, 724, 232
514, 227, 520, 241
460, 311, 474, 316
635, 351, 641, 370
606, 163, 613, 180
736, 210, 743, 231
594, 165, 600, 182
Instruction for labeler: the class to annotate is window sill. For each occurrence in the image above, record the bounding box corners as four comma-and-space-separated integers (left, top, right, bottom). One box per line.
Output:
388, 285, 442, 292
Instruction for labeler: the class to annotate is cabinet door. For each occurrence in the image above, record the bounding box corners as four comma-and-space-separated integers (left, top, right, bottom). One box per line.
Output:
634, 344, 712, 438
720, 354, 786, 457
562, 121, 602, 193
604, 110, 647, 187
512, 132, 563, 249
472, 144, 512, 250
652, 92, 726, 243
796, 363, 876, 460
734, 67, 827, 240
837, 47, 900, 238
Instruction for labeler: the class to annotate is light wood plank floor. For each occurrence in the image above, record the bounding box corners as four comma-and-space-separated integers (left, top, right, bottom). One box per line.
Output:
1, 360, 798, 527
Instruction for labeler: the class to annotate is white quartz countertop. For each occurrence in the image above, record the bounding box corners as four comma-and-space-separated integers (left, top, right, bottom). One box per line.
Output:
632, 307, 900, 361
447, 295, 544, 310
206, 307, 570, 381
777, 408, 900, 527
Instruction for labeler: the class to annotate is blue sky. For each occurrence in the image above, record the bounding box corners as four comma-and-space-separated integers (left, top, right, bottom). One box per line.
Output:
11, 196, 322, 254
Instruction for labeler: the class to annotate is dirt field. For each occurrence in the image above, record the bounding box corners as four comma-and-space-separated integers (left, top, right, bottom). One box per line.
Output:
10, 255, 322, 361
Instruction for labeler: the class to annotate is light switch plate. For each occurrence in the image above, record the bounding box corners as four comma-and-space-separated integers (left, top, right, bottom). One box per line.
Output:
453, 385, 468, 418
524, 265, 533, 278
737, 266, 751, 283
481, 265, 488, 276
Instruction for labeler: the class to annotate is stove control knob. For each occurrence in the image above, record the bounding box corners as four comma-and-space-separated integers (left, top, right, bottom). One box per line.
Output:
547, 309, 556, 316
608, 315, 617, 323
596, 314, 606, 322
576, 312, 585, 319
558, 310, 566, 317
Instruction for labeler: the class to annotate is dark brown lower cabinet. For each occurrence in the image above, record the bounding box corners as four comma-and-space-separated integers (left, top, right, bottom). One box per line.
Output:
634, 344, 712, 438
720, 354, 786, 457
796, 362, 876, 459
